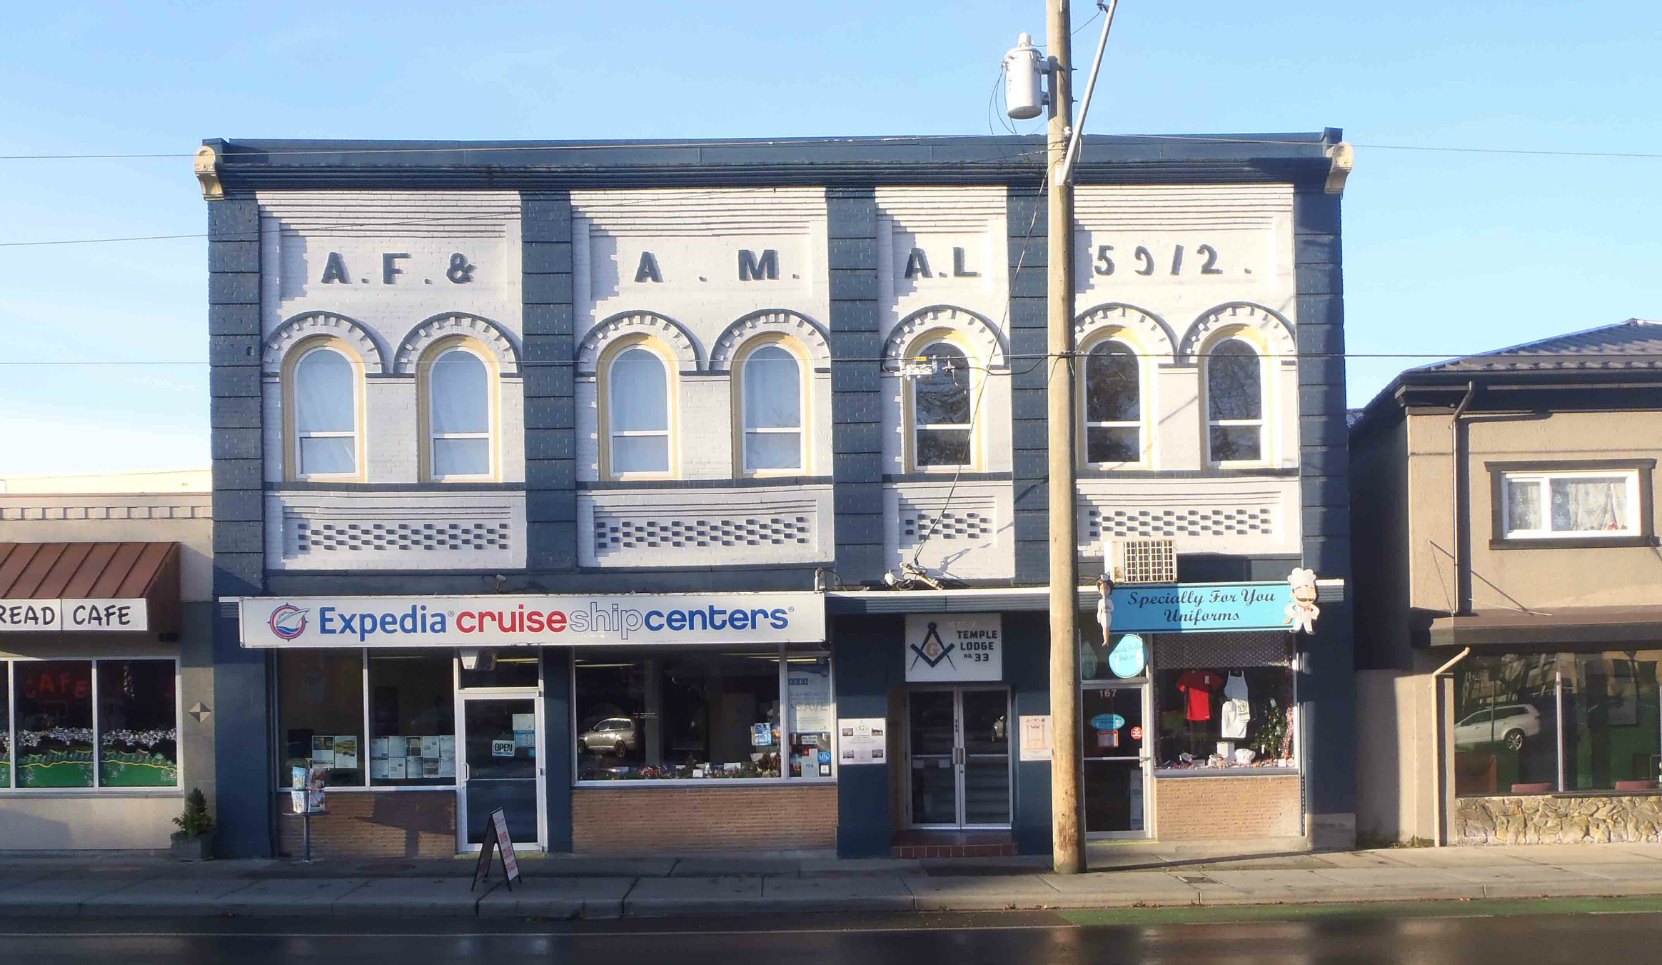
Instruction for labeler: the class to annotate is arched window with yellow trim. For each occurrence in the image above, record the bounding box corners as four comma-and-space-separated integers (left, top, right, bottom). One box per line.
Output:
422, 341, 496, 481
736, 339, 806, 475
1081, 338, 1142, 465
288, 340, 362, 479
910, 340, 974, 469
1205, 337, 1264, 463
604, 341, 674, 478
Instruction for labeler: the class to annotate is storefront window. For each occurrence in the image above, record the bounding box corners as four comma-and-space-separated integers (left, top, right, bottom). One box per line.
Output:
369, 652, 456, 786
1, 663, 11, 788
575, 649, 802, 781
278, 650, 364, 787
1145, 635, 1296, 771
97, 660, 178, 787
786, 654, 834, 778
13, 660, 95, 788
1459, 652, 1662, 796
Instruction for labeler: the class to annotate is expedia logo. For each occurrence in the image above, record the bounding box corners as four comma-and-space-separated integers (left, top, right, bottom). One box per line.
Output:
269, 604, 309, 641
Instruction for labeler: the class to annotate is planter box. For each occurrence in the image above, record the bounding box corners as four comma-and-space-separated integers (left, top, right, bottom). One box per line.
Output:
170, 832, 215, 862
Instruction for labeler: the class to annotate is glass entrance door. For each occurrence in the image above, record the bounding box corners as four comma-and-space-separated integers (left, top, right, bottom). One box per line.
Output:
907, 687, 1011, 828
1082, 684, 1150, 837
459, 696, 543, 850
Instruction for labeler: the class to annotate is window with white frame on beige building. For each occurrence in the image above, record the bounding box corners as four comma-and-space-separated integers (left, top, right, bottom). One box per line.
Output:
288, 340, 363, 480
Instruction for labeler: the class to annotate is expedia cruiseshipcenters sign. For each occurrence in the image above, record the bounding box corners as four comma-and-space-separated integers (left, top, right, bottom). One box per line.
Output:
235, 593, 825, 648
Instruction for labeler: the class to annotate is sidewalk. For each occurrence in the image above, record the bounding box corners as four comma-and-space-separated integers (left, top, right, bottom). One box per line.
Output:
6, 843, 1662, 920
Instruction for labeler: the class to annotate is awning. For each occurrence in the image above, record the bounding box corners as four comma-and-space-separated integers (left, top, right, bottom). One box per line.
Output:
1428, 606, 1662, 648
0, 542, 181, 634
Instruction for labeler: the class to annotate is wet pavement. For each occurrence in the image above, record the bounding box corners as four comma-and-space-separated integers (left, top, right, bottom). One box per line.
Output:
0, 909, 1648, 964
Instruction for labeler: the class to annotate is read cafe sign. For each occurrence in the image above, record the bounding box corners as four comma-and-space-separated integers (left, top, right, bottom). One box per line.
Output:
0, 598, 150, 633
904, 613, 1002, 683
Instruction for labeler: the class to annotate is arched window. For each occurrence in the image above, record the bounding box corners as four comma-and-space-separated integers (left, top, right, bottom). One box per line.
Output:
607, 345, 671, 477
292, 344, 359, 478
1082, 340, 1141, 465
739, 343, 804, 474
1206, 338, 1263, 463
426, 345, 493, 480
911, 341, 973, 469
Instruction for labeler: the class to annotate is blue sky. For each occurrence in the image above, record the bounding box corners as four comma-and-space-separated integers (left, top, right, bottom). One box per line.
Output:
2, 1, 1658, 474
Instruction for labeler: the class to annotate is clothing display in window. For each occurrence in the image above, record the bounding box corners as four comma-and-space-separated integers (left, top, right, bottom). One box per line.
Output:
1220, 671, 1250, 740
1175, 670, 1224, 722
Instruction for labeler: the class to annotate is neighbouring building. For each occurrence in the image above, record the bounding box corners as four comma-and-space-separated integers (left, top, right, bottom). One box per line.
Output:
1352, 320, 1662, 846
0, 470, 213, 849
197, 132, 1355, 859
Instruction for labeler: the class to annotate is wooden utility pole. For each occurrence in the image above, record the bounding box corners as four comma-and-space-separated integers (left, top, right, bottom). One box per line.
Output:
1045, 0, 1084, 875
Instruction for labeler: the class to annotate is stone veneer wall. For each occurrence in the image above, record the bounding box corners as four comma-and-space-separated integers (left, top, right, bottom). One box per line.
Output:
1455, 795, 1662, 845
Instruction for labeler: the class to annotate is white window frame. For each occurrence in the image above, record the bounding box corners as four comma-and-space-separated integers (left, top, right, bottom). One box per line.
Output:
0, 657, 182, 795
1502, 469, 1642, 539
1079, 337, 1147, 469
908, 339, 977, 472
570, 645, 837, 787
602, 340, 676, 481
736, 338, 808, 477
422, 341, 497, 483
288, 341, 363, 482
1203, 337, 1267, 467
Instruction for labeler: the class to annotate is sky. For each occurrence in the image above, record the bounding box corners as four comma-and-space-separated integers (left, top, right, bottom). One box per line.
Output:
1, 1, 1658, 475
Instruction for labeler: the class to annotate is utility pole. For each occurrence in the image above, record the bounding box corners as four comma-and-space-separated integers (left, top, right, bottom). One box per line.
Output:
1045, 0, 1084, 875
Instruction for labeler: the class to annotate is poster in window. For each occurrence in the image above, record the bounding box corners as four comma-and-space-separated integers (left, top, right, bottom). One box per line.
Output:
333, 736, 359, 770
310, 735, 335, 766
788, 661, 834, 733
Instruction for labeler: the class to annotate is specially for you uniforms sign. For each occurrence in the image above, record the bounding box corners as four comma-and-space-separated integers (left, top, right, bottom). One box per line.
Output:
904, 613, 1002, 683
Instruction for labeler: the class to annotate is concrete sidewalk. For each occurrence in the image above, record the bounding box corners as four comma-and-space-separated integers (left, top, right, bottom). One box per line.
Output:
6, 844, 1662, 920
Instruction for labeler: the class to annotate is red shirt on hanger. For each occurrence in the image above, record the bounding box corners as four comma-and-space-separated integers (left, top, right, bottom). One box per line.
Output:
1176, 670, 1225, 722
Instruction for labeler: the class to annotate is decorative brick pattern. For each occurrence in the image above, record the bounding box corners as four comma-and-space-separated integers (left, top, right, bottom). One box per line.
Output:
572, 785, 837, 853
275, 791, 457, 859
295, 519, 511, 554
1088, 505, 1274, 540
1154, 775, 1302, 840
900, 511, 990, 544
593, 515, 811, 554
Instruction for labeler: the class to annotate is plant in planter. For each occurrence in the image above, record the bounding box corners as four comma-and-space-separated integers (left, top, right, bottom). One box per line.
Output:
170, 787, 215, 861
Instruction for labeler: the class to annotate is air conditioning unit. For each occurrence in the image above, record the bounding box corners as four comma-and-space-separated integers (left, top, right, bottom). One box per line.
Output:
1106, 538, 1177, 585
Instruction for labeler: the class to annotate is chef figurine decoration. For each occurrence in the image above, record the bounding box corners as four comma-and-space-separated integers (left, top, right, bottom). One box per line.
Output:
1096, 573, 1115, 639
1285, 568, 1320, 634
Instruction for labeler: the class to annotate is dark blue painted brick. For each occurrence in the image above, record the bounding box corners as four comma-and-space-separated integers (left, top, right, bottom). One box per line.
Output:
209, 241, 259, 273
209, 367, 260, 398
829, 300, 880, 334
1296, 264, 1341, 296
526, 458, 577, 490
523, 242, 574, 274
525, 397, 575, 429
209, 335, 261, 366
209, 273, 260, 305
212, 490, 262, 522
212, 459, 261, 491
211, 396, 261, 429
1297, 322, 1344, 356
1303, 506, 1351, 538
834, 486, 883, 514
212, 520, 263, 554
1297, 293, 1343, 328
523, 304, 575, 337
211, 428, 261, 460
527, 491, 578, 523
833, 421, 881, 453
208, 199, 258, 238
1295, 234, 1340, 265
830, 271, 878, 300
525, 273, 574, 304
525, 429, 575, 460
829, 238, 878, 270
523, 365, 574, 399
209, 303, 261, 336
1293, 191, 1342, 235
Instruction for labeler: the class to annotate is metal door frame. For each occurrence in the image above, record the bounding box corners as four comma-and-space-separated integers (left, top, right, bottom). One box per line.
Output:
455, 690, 546, 853
904, 685, 1012, 830
1082, 680, 1152, 839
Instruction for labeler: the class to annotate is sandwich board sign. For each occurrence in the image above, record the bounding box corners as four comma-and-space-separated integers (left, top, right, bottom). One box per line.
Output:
470, 807, 521, 891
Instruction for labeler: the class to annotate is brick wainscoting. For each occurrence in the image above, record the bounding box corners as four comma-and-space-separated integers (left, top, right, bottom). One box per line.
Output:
277, 791, 457, 859
573, 784, 838, 853
1154, 774, 1303, 840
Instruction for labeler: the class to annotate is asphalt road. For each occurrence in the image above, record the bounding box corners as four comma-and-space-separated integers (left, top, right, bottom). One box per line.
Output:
0, 909, 1646, 964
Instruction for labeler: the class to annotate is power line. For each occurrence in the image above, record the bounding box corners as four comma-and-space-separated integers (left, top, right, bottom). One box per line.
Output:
5, 134, 1662, 163
1, 351, 1653, 367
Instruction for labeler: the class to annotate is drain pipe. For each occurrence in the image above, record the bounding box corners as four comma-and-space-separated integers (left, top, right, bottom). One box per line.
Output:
1431, 646, 1472, 846
1448, 382, 1477, 618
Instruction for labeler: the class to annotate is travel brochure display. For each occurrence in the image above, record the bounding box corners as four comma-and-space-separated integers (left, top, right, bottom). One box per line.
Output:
368, 735, 456, 780
838, 718, 886, 766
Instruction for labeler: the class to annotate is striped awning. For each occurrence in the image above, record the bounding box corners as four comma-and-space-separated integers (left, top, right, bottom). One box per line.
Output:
0, 542, 180, 634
